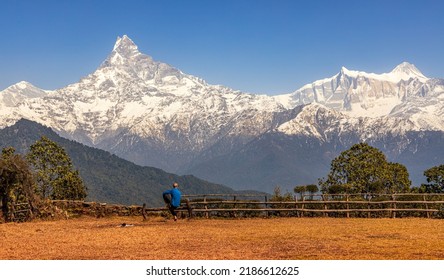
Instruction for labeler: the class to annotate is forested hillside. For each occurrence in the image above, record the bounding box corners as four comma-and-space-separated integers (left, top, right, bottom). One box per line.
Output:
0, 119, 236, 206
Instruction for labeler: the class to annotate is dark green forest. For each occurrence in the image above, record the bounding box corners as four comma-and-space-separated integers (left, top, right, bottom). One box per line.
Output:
0, 119, 236, 206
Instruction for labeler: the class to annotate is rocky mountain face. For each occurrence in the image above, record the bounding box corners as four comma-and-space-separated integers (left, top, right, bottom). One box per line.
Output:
281, 62, 444, 130
1, 35, 443, 192
185, 104, 444, 190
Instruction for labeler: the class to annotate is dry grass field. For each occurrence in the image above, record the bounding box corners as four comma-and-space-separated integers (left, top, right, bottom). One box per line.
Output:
1, 216, 444, 260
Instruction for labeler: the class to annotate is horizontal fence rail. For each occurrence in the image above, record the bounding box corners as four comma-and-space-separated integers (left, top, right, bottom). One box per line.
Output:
171, 193, 444, 219
46, 193, 444, 219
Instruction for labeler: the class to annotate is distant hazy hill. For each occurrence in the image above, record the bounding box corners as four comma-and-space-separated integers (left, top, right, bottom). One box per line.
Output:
0, 119, 236, 206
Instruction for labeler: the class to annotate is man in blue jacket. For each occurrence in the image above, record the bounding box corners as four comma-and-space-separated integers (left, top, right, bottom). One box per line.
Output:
163, 182, 182, 221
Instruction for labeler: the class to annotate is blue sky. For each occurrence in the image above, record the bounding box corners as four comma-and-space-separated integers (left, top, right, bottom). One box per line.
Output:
1, 0, 443, 95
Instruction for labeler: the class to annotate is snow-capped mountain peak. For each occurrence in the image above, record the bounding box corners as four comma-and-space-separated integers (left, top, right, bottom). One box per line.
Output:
101, 35, 151, 69
336, 62, 427, 82
0, 35, 443, 192
82, 35, 196, 100
113, 35, 138, 52
0, 81, 49, 108
0, 35, 287, 146
390, 62, 427, 81
340, 66, 352, 75
3, 81, 47, 95
279, 61, 442, 118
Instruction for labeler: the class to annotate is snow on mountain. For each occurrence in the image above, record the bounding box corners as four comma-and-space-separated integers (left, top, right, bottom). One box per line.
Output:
389, 85, 444, 131
277, 104, 345, 138
276, 103, 420, 140
0, 81, 52, 128
278, 62, 444, 122
0, 35, 287, 151
0, 36, 442, 146
1, 81, 49, 104
0, 35, 443, 191
390, 62, 428, 82
337, 62, 428, 83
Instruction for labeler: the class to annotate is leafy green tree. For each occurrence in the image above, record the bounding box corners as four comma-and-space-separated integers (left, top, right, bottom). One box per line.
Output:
306, 184, 319, 195
0, 147, 37, 221
319, 143, 411, 194
26, 137, 87, 200
294, 184, 319, 199
421, 165, 444, 193
384, 162, 411, 193
2, 147, 16, 159
294, 185, 306, 198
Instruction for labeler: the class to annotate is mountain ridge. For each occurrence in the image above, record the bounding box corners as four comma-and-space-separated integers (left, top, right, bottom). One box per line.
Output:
0, 35, 442, 192
0, 118, 238, 206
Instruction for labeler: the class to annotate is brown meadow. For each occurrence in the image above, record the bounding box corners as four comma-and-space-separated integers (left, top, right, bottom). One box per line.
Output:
1, 216, 443, 260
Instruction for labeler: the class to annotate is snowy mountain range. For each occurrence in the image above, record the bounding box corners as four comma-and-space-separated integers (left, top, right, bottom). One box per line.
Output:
281, 61, 444, 128
1, 35, 443, 192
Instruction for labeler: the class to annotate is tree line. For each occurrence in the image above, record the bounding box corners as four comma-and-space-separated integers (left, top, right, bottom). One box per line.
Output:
290, 143, 443, 198
2, 138, 443, 220
0, 136, 86, 222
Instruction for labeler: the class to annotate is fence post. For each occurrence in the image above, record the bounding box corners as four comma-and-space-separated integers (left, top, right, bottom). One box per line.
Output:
391, 194, 397, 219
142, 203, 147, 220
204, 196, 209, 219
322, 194, 328, 217
186, 199, 193, 218
99, 203, 106, 218
295, 195, 300, 218
423, 195, 430, 218
232, 195, 237, 218
301, 195, 305, 217
367, 195, 371, 218
346, 194, 350, 218
264, 196, 269, 217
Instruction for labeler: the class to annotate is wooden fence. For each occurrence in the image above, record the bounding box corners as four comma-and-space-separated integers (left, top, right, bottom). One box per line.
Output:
21, 193, 443, 221
160, 193, 444, 219
8, 202, 32, 222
